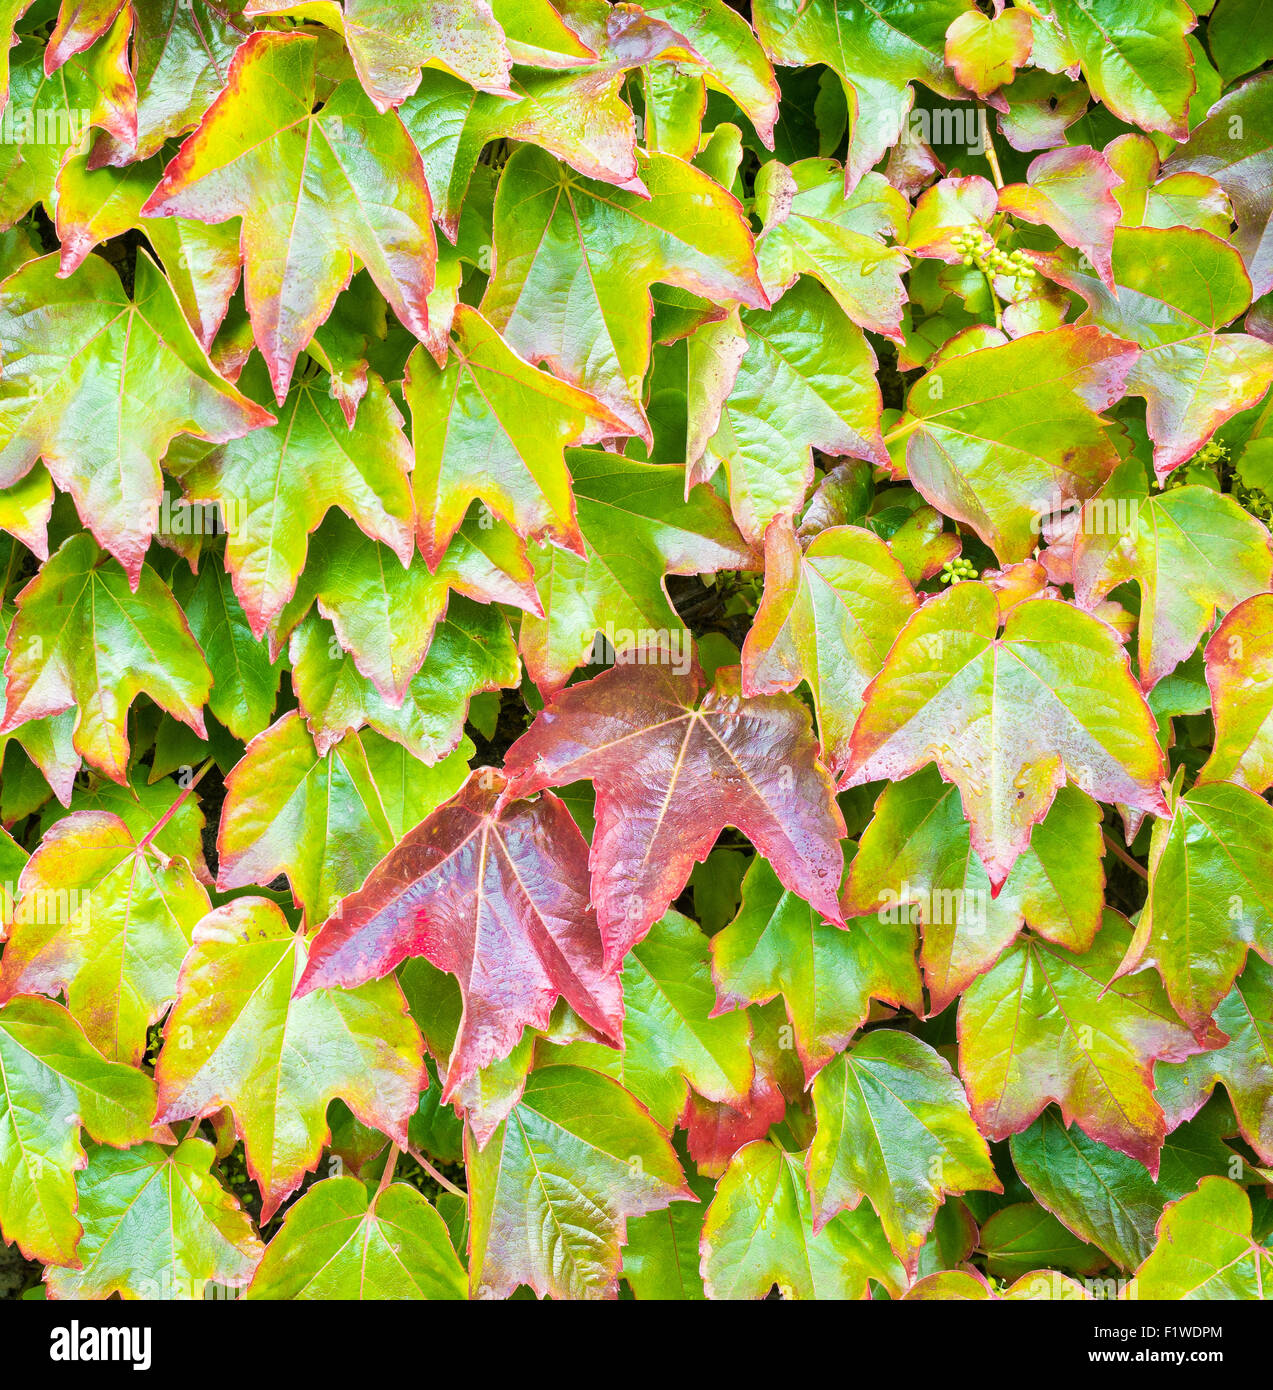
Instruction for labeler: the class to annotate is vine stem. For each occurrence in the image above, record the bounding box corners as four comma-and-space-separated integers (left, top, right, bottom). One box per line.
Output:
1103, 830, 1149, 882
980, 107, 1005, 190
138, 758, 214, 852
882, 417, 923, 446
408, 1145, 467, 1200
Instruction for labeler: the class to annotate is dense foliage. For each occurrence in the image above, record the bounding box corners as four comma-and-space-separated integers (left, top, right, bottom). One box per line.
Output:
1, 0, 1272, 1304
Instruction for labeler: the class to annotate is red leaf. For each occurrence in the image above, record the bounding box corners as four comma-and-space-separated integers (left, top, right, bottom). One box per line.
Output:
504, 657, 846, 966
297, 769, 623, 1100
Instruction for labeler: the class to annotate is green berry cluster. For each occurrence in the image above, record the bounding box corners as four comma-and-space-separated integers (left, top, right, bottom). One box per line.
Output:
1234, 480, 1273, 521
951, 229, 1038, 294
940, 556, 979, 584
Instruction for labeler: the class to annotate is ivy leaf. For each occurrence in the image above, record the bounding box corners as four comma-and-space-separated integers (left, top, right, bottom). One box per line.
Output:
275, 509, 535, 707
1156, 956, 1273, 1165
842, 584, 1167, 889
1106, 132, 1233, 239
248, 0, 590, 109
0, 533, 212, 785
996, 69, 1088, 153
89, 0, 249, 166
247, 1177, 466, 1300
539, 908, 754, 1130
741, 521, 916, 774
807, 1031, 999, 1269
0, 995, 156, 1266
943, 7, 1032, 106
1129, 1178, 1272, 1299
754, 161, 910, 341
753, 0, 974, 190
0, 604, 78, 804
0, 22, 135, 227
1164, 74, 1273, 296
172, 557, 284, 744
466, 1065, 691, 1300
43, 1137, 263, 1299
504, 659, 846, 966
1027, 0, 1196, 140
844, 769, 1105, 1014
175, 364, 414, 638
519, 448, 754, 695
711, 854, 922, 1084
0, 252, 272, 581
1199, 594, 1273, 793
959, 911, 1203, 1171
1046, 226, 1273, 474
889, 325, 1138, 564
298, 770, 623, 1101
216, 712, 469, 923
979, 1203, 1106, 1283
155, 897, 426, 1218
0, 810, 209, 1063
404, 308, 625, 569
700, 1138, 905, 1300
482, 144, 766, 444
997, 146, 1122, 290
687, 278, 888, 543
641, 1, 779, 144
1071, 458, 1273, 692
142, 32, 436, 401
45, 0, 128, 70
1117, 782, 1273, 1033
289, 598, 519, 761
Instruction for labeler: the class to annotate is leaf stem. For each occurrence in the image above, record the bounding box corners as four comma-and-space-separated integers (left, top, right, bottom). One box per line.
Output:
1102, 830, 1148, 882
377, 1144, 400, 1195
882, 417, 922, 446
408, 1145, 468, 1200
138, 758, 214, 853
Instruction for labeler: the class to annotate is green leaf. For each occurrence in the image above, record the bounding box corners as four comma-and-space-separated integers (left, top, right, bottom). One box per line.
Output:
741, 521, 915, 772
404, 307, 625, 568
1129, 1178, 1272, 1299
700, 1138, 905, 1300
143, 31, 436, 399
1029, 0, 1196, 140
482, 143, 766, 444
1071, 457, 1273, 692
540, 908, 754, 1130
960, 911, 1201, 1170
807, 1030, 999, 1270
520, 448, 753, 694
155, 897, 426, 1217
1198, 594, 1273, 793
754, 161, 909, 341
0, 252, 271, 580
173, 555, 283, 743
175, 362, 415, 637
753, 0, 973, 188
842, 582, 1166, 888
1163, 74, 1273, 296
891, 325, 1138, 564
943, 7, 1032, 103
466, 1065, 691, 1300
844, 769, 1104, 1013
0, 994, 156, 1266
979, 1202, 1107, 1282
1119, 781, 1273, 1032
712, 853, 921, 1084
1048, 226, 1273, 475
44, 1137, 263, 1299
687, 277, 888, 543
216, 712, 469, 923
1156, 956, 1273, 1166
0, 809, 209, 1063
0, 532, 212, 784
289, 597, 519, 762
247, 1177, 466, 1299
